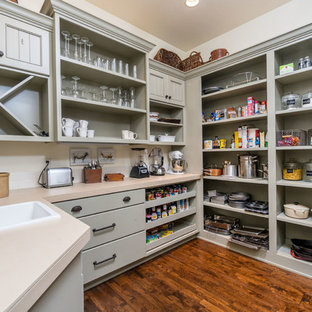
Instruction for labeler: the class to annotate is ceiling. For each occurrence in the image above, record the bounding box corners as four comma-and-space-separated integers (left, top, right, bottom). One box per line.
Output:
86, 0, 291, 51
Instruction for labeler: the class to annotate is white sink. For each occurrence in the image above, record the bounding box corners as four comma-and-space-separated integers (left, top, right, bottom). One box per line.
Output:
0, 201, 60, 232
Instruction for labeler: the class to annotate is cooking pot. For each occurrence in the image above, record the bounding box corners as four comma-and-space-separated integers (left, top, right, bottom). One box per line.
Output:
238, 155, 258, 179
223, 161, 237, 177
258, 163, 268, 179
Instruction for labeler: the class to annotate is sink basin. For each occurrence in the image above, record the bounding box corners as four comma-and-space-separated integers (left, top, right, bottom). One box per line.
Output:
0, 201, 60, 232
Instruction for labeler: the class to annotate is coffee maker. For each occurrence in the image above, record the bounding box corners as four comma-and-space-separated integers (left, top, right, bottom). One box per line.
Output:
167, 150, 186, 174
149, 148, 166, 176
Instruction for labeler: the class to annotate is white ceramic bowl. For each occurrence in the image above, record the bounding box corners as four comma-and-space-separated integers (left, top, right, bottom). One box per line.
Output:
284, 203, 310, 219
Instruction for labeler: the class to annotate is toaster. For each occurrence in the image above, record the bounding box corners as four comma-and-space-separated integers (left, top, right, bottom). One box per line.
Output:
41, 167, 73, 188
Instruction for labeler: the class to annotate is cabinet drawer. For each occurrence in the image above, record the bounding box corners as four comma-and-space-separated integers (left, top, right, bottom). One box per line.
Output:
82, 231, 145, 284
80, 204, 145, 250
54, 189, 145, 218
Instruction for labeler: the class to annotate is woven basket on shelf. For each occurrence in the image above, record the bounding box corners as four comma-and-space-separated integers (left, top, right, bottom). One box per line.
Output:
179, 51, 204, 72
154, 48, 182, 69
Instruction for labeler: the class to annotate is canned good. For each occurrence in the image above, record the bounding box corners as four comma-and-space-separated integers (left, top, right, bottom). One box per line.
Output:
220, 139, 227, 149
203, 140, 213, 149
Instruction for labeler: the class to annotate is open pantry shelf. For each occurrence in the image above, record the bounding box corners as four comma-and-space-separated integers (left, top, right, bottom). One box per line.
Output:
276, 146, 312, 150
146, 222, 197, 252
277, 212, 312, 228
275, 67, 312, 85
145, 207, 196, 230
276, 106, 312, 117
148, 141, 185, 146
144, 190, 196, 209
58, 136, 148, 144
203, 147, 268, 153
201, 79, 267, 102
61, 96, 146, 115
203, 201, 268, 218
60, 57, 146, 88
276, 180, 312, 188
150, 120, 183, 128
203, 176, 268, 185
202, 113, 267, 127
277, 245, 312, 267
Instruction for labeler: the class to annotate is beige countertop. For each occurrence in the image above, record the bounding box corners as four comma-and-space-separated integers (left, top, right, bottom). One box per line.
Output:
0, 173, 200, 312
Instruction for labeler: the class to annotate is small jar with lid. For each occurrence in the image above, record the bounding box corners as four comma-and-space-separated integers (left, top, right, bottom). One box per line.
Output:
281, 93, 301, 110
302, 91, 312, 107
303, 159, 312, 182
283, 160, 302, 181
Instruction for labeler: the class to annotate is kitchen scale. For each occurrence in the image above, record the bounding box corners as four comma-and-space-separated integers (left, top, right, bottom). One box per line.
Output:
130, 148, 150, 179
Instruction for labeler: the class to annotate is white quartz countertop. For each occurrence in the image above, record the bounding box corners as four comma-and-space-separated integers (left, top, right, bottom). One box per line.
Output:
0, 173, 200, 312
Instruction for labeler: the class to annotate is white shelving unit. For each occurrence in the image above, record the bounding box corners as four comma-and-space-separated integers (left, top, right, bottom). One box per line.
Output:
203, 176, 268, 185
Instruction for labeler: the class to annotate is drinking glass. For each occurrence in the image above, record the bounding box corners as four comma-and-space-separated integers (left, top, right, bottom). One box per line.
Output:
125, 63, 129, 76
87, 41, 93, 64
123, 89, 130, 107
118, 60, 123, 74
78, 40, 83, 61
100, 85, 108, 103
132, 65, 137, 78
102, 57, 109, 71
129, 87, 135, 108
72, 34, 80, 60
61, 75, 67, 95
72, 76, 80, 98
94, 56, 102, 67
80, 37, 89, 63
111, 58, 116, 72
110, 88, 117, 104
117, 87, 123, 106
61, 30, 71, 58
89, 88, 98, 101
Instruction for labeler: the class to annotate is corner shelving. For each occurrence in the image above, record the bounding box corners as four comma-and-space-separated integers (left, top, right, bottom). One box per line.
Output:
277, 212, 312, 227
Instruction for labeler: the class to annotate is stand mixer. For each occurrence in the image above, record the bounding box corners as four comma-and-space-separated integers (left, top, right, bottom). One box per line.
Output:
149, 148, 166, 176
167, 150, 186, 174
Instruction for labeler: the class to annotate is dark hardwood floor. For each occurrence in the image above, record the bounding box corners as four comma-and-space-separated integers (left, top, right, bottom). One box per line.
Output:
84, 239, 312, 312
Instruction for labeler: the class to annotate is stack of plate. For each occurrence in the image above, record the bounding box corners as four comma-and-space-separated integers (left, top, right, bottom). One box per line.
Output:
228, 192, 251, 208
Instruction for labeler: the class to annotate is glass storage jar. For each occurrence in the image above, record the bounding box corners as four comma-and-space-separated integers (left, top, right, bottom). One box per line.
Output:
282, 93, 301, 110
302, 91, 312, 107
283, 160, 302, 181
303, 159, 312, 182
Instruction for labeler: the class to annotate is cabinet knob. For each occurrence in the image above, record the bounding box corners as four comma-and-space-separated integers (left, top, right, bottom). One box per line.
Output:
168, 96, 172, 100
123, 196, 131, 202
165, 95, 168, 99
71, 205, 82, 212
0, 51, 4, 57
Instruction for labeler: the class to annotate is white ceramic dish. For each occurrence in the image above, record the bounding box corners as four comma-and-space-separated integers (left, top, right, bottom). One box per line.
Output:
284, 203, 310, 219
157, 134, 176, 142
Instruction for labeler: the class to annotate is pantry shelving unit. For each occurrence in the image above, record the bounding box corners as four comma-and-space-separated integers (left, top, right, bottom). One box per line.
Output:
42, 0, 155, 143
181, 23, 312, 279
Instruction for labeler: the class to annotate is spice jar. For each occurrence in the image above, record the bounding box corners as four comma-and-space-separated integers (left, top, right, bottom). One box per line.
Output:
283, 160, 302, 181
303, 159, 312, 182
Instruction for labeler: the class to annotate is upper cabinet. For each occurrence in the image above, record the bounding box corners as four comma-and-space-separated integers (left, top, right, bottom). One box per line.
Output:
0, 14, 50, 76
149, 68, 185, 106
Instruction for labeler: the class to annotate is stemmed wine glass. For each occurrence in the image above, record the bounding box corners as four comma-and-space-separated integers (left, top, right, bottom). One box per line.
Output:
100, 86, 108, 103
129, 87, 135, 108
80, 37, 89, 63
110, 88, 117, 105
72, 76, 80, 98
72, 34, 80, 60
87, 41, 93, 64
78, 40, 83, 61
61, 30, 71, 58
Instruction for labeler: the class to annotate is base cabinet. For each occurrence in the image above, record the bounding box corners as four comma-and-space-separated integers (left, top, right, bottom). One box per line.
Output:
29, 254, 83, 312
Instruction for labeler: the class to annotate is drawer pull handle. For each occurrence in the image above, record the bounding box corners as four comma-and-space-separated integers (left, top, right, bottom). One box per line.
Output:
168, 96, 172, 100
93, 253, 117, 266
123, 196, 131, 202
0, 51, 4, 57
92, 223, 116, 233
71, 205, 82, 212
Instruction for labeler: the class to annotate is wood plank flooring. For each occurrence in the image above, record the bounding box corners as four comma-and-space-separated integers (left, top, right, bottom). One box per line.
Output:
84, 239, 312, 312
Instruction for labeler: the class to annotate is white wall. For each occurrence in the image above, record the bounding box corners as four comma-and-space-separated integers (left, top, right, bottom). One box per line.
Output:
17, 0, 187, 59
188, 0, 312, 61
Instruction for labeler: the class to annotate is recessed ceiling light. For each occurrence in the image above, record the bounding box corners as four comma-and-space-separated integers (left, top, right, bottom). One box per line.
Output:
185, 0, 199, 7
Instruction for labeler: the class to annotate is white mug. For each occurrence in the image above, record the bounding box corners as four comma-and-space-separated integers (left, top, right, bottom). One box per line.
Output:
87, 130, 95, 138
62, 118, 75, 127
76, 127, 87, 138
79, 120, 88, 128
129, 131, 137, 140
62, 126, 73, 137
121, 130, 137, 140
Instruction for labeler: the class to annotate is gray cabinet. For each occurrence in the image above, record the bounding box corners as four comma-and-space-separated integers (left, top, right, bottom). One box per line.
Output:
149, 69, 185, 106
0, 14, 50, 75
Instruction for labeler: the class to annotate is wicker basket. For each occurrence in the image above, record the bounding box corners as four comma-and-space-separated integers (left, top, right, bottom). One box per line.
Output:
154, 48, 182, 69
179, 51, 204, 72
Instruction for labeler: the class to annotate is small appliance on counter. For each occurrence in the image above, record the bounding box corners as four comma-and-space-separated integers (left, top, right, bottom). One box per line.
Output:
149, 148, 165, 176
130, 148, 150, 179
38, 161, 73, 188
167, 150, 186, 174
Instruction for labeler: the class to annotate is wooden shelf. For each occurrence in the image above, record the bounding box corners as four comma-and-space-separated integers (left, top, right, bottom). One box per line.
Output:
61, 57, 146, 88
276, 106, 312, 117
203, 175, 268, 185
203, 147, 267, 152
145, 208, 196, 230
275, 67, 312, 85
61, 96, 146, 115
276, 180, 312, 188
202, 113, 267, 127
276, 146, 312, 151
201, 79, 267, 102
150, 120, 183, 127
204, 201, 268, 218
277, 212, 312, 228
144, 191, 196, 209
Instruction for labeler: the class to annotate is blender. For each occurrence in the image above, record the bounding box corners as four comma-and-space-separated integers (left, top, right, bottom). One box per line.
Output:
149, 148, 166, 176
168, 150, 186, 174
129, 148, 150, 178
